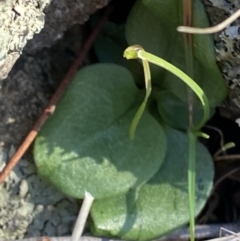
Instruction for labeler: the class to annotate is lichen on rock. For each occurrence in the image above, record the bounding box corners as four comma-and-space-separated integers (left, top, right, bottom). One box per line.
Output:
0, 146, 79, 240
0, 0, 111, 81
203, 0, 240, 118
0, 0, 50, 81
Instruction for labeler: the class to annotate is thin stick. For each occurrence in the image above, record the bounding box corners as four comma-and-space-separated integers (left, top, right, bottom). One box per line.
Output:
71, 192, 94, 241
214, 154, 240, 161
203, 126, 235, 158
212, 167, 240, 192
206, 231, 240, 241
0, 6, 113, 183
220, 227, 240, 238
204, 125, 225, 150
177, 9, 240, 34
213, 142, 235, 159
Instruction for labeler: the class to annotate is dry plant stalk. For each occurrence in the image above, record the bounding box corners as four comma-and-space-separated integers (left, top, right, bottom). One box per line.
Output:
177, 9, 240, 34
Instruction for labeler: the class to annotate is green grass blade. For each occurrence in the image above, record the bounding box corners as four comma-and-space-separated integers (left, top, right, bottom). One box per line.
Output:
188, 131, 196, 241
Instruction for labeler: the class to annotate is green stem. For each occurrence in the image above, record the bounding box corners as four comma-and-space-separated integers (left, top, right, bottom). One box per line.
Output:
183, 0, 194, 129
137, 50, 210, 130
124, 45, 210, 241
188, 131, 196, 241
182, 2, 196, 241
129, 58, 151, 139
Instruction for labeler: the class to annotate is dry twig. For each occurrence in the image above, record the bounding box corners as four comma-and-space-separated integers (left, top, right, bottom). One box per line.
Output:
177, 9, 240, 34
71, 192, 94, 241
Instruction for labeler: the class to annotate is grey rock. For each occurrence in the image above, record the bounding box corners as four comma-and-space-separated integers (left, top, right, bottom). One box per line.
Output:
19, 179, 29, 198
0, 146, 79, 240
25, 0, 111, 52
0, 0, 111, 81
0, 0, 50, 80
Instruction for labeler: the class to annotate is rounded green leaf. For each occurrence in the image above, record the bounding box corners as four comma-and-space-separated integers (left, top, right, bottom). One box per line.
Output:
125, 0, 227, 108
155, 90, 214, 130
34, 64, 167, 199
94, 22, 144, 85
90, 128, 214, 240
